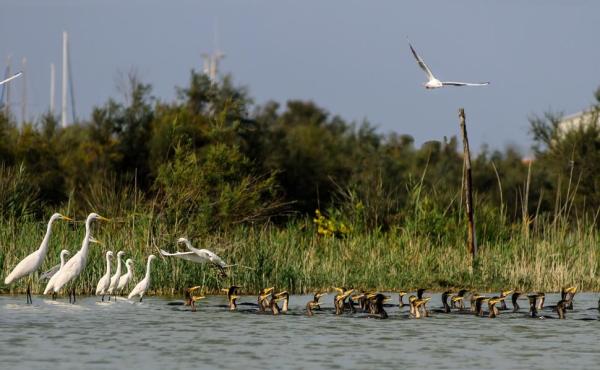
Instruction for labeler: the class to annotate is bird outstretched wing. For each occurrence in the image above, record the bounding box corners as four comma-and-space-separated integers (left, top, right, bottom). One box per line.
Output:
40, 264, 60, 280
442, 81, 490, 87
408, 42, 435, 80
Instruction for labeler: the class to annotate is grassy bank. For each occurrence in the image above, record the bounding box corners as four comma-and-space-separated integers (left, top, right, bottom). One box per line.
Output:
1, 212, 598, 296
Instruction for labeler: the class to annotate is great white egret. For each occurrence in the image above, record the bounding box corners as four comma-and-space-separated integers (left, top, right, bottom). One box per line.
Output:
44, 212, 109, 303
4, 213, 72, 304
160, 238, 227, 275
107, 251, 125, 300
116, 258, 134, 295
42, 249, 70, 300
408, 41, 489, 89
95, 251, 113, 301
128, 254, 156, 302
40, 249, 70, 280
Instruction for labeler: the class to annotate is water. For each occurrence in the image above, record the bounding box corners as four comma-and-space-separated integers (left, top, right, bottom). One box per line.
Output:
1, 293, 599, 370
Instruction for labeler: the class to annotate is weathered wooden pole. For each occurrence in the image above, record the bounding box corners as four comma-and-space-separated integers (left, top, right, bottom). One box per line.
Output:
459, 108, 477, 262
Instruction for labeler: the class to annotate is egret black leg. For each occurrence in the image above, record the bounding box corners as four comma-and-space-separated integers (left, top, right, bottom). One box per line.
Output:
26, 283, 32, 304
52, 292, 56, 300
71, 288, 76, 304
139, 296, 143, 303
101, 295, 104, 302
108, 295, 111, 302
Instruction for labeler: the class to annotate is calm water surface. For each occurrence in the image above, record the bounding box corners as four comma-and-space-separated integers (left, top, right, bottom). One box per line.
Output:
1, 293, 599, 370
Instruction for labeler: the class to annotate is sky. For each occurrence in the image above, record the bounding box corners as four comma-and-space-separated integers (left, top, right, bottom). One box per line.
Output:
1, 1, 600, 152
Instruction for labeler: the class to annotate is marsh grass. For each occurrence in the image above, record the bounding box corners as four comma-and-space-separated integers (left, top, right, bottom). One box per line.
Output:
0, 209, 598, 296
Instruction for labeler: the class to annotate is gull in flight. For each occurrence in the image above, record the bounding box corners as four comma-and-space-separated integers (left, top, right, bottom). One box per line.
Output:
0, 71, 23, 86
160, 238, 228, 276
408, 41, 489, 89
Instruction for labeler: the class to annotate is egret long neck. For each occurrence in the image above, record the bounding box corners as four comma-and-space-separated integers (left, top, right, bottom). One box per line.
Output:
105, 254, 111, 276
144, 258, 153, 280
80, 218, 93, 256
60, 253, 67, 268
115, 255, 122, 275
38, 218, 56, 257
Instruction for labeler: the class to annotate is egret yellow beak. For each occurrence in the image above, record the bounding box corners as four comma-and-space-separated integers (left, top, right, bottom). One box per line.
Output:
97, 215, 110, 222
192, 295, 206, 302
188, 286, 203, 292
89, 237, 103, 245
566, 286, 577, 294
60, 215, 73, 221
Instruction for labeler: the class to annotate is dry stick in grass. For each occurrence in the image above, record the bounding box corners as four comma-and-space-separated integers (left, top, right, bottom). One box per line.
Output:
459, 108, 477, 263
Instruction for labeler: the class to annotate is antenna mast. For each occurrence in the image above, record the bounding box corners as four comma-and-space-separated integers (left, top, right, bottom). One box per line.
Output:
4, 56, 11, 117
21, 57, 27, 125
61, 31, 68, 128
50, 63, 55, 115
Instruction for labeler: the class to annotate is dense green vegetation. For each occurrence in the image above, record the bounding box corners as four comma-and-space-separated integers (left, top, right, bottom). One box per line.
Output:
1, 72, 599, 295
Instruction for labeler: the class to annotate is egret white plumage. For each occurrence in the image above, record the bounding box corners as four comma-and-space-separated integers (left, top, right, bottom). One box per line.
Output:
0, 71, 23, 86
42, 249, 70, 300
4, 213, 72, 304
95, 251, 113, 301
107, 251, 125, 300
40, 249, 71, 280
116, 258, 134, 295
43, 212, 109, 303
408, 41, 489, 89
160, 238, 227, 275
128, 254, 156, 302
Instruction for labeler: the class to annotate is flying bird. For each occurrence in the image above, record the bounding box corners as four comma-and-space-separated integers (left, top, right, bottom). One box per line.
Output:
0, 71, 23, 86
160, 238, 227, 269
408, 41, 489, 89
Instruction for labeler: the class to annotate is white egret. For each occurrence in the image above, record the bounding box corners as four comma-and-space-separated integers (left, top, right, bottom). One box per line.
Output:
41, 249, 70, 300
40, 249, 71, 280
4, 213, 72, 304
44, 212, 110, 303
160, 238, 227, 274
43, 236, 101, 301
408, 41, 489, 89
0, 71, 23, 86
116, 258, 134, 295
128, 254, 156, 302
107, 251, 125, 300
95, 251, 113, 301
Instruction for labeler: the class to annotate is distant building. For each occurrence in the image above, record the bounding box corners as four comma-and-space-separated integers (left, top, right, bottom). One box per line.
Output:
559, 110, 600, 134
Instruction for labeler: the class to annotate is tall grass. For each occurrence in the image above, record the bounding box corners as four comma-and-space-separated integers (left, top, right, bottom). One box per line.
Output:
0, 211, 598, 296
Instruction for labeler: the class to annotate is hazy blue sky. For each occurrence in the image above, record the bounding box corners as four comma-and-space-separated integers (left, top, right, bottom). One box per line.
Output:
1, 1, 599, 152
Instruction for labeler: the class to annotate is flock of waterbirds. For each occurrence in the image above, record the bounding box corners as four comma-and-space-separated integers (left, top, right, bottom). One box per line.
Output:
3, 212, 229, 304
3, 212, 600, 321
3, 41, 598, 320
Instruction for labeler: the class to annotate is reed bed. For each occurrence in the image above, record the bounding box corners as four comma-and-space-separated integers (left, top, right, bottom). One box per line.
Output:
1, 212, 598, 296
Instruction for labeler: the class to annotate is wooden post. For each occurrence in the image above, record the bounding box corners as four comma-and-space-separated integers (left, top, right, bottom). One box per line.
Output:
459, 108, 477, 261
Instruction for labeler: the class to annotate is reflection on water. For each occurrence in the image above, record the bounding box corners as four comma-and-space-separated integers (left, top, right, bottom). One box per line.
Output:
0, 293, 598, 370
